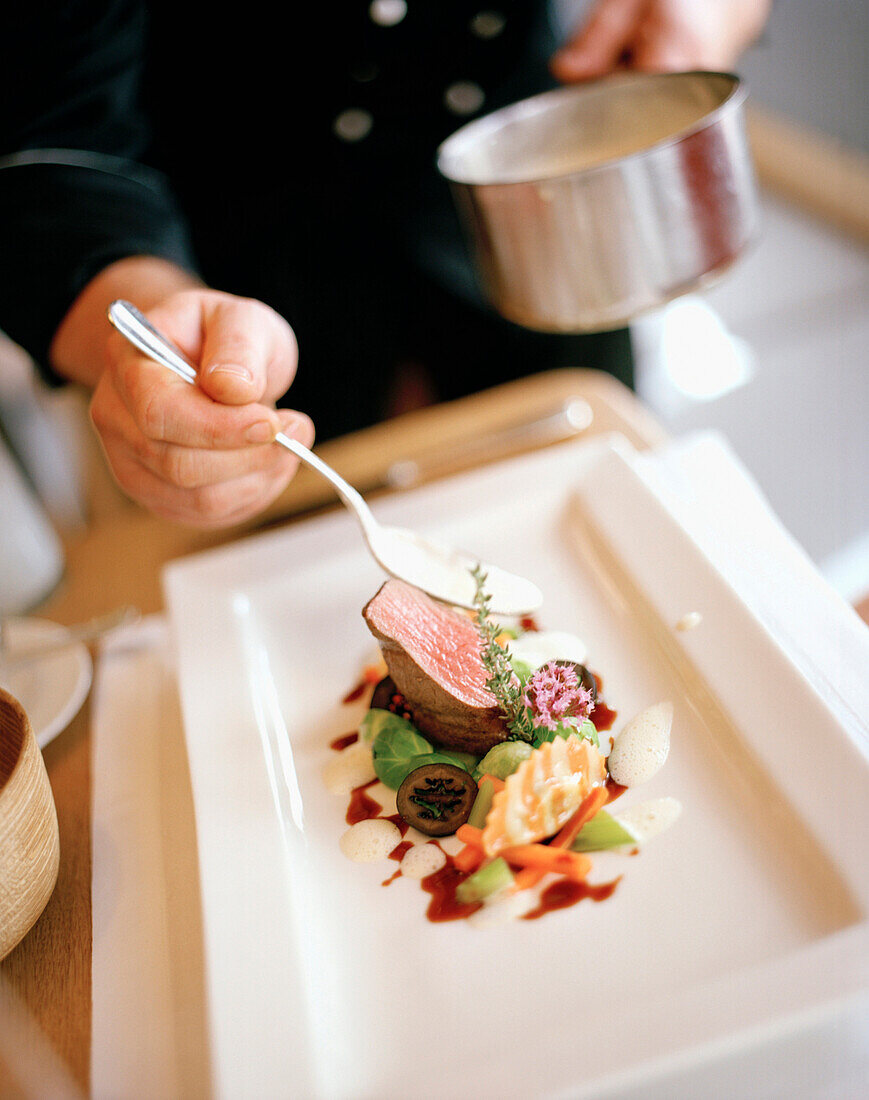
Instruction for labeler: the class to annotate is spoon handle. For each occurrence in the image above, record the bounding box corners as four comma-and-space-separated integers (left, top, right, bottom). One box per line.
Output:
273, 431, 374, 528
108, 299, 197, 383
107, 299, 377, 533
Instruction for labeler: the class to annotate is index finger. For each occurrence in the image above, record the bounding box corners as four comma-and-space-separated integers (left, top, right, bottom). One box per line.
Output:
111, 346, 284, 448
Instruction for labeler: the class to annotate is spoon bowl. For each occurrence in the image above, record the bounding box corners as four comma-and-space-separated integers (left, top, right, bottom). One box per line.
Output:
107, 300, 542, 617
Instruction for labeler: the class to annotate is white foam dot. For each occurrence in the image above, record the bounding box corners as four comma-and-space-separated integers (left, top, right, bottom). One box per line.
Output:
608, 701, 673, 787
322, 739, 375, 795
340, 818, 402, 862
400, 843, 447, 879
616, 797, 682, 843
509, 630, 587, 670
468, 888, 536, 927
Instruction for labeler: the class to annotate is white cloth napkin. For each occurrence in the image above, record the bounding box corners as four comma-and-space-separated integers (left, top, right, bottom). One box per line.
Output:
90, 616, 209, 1099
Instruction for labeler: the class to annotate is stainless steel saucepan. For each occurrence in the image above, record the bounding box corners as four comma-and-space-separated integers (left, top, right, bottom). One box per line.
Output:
437, 71, 759, 333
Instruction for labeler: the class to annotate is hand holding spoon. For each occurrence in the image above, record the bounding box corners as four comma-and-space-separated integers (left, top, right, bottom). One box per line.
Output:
107, 300, 542, 616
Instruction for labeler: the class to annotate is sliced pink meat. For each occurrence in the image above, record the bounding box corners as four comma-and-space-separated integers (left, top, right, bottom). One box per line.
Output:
363, 579, 509, 753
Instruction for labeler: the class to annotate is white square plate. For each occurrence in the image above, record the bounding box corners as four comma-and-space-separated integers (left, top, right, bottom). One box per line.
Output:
163, 433, 869, 1099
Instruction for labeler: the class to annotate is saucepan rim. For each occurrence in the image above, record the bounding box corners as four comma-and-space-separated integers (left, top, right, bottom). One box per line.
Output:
437, 70, 747, 188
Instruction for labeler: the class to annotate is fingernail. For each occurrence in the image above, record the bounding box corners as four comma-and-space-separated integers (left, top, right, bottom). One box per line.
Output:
278, 411, 306, 438
207, 363, 254, 384
245, 419, 276, 444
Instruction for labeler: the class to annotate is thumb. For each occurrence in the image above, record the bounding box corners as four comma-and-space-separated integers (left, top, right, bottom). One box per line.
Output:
197, 297, 285, 406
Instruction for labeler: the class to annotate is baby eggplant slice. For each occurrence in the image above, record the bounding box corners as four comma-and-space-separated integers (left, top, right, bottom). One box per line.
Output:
396, 762, 478, 837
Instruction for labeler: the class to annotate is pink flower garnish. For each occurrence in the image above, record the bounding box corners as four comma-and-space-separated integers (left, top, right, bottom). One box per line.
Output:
522, 661, 595, 732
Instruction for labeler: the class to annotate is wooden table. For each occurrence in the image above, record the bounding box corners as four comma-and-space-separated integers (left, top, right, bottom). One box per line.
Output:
0, 369, 669, 1094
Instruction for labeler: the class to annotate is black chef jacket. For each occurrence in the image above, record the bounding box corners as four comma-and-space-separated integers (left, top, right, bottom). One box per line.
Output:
0, 0, 632, 441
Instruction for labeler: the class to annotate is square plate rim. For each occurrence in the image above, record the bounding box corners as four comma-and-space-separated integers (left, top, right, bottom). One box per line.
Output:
162, 432, 869, 1098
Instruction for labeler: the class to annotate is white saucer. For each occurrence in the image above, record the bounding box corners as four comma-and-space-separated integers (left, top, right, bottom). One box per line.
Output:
0, 617, 93, 748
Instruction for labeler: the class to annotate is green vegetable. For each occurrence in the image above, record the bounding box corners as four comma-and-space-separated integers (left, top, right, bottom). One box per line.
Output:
406, 751, 473, 773
371, 720, 434, 789
467, 775, 498, 828
456, 857, 514, 904
570, 809, 637, 852
430, 749, 478, 772
473, 740, 533, 781
359, 708, 402, 744
508, 657, 534, 685
533, 717, 599, 749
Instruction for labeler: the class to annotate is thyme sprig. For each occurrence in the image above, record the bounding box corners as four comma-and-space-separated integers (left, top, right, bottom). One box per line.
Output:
471, 564, 536, 743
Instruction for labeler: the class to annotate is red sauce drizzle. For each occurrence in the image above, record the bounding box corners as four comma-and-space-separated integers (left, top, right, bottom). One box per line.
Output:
342, 679, 368, 704
346, 780, 382, 825
330, 730, 359, 751
520, 616, 540, 632
420, 859, 482, 922
382, 839, 415, 885
385, 813, 410, 837
389, 839, 414, 862
591, 701, 617, 733
523, 876, 622, 920
587, 671, 616, 732
605, 776, 627, 803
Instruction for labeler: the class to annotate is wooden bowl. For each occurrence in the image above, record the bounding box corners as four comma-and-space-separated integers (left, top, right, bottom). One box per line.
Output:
0, 687, 60, 960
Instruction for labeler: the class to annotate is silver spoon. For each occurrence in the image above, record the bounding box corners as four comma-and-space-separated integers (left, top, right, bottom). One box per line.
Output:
107, 300, 542, 616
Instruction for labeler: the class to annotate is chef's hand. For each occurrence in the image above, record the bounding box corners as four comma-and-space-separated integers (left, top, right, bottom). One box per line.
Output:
551, 0, 772, 82
51, 258, 313, 528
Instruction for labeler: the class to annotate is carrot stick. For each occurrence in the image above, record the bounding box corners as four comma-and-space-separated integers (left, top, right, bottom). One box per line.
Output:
476, 774, 505, 792
453, 822, 489, 873
501, 844, 592, 882
513, 867, 547, 892
453, 845, 486, 873
455, 823, 485, 849
550, 786, 609, 850
507, 787, 605, 891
